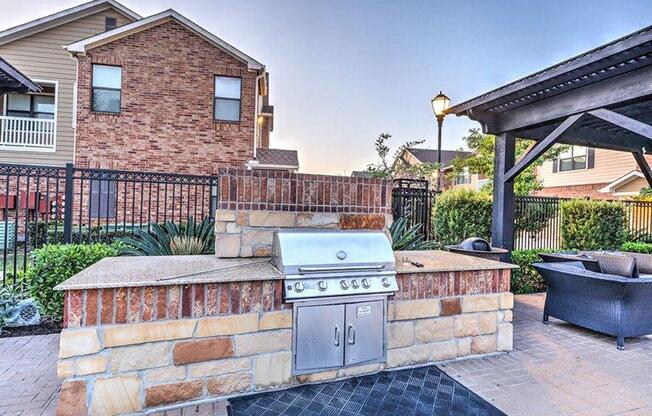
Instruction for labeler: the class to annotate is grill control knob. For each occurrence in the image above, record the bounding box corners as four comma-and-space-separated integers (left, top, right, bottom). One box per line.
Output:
294, 282, 305, 293
340, 280, 350, 290
318, 281, 328, 291
381, 277, 391, 288
351, 280, 360, 289
361, 279, 371, 288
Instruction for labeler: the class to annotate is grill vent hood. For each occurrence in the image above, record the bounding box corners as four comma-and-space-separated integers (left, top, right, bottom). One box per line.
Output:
272, 230, 395, 276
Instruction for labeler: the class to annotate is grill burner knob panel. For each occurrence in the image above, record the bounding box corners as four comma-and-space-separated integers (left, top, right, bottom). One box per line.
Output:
318, 281, 328, 291
361, 278, 371, 288
340, 280, 350, 289
294, 282, 305, 293
381, 277, 391, 288
351, 280, 360, 288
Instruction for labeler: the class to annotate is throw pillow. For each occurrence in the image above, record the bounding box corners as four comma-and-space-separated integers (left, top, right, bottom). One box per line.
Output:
596, 253, 639, 278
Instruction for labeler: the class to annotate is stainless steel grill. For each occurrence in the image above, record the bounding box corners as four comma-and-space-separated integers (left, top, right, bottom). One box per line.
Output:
272, 229, 398, 375
272, 229, 398, 301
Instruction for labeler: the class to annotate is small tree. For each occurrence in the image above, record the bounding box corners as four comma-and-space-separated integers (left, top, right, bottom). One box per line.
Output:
448, 129, 567, 196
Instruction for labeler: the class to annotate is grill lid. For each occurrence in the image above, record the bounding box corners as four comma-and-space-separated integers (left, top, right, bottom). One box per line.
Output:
272, 229, 395, 275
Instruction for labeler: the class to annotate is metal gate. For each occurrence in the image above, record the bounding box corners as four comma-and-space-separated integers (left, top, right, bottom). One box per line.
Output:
391, 179, 436, 240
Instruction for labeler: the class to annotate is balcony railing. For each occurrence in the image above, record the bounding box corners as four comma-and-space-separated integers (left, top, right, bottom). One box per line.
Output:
0, 116, 56, 152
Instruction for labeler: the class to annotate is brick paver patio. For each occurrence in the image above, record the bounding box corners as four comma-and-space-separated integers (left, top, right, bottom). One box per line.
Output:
443, 293, 652, 416
2, 293, 651, 416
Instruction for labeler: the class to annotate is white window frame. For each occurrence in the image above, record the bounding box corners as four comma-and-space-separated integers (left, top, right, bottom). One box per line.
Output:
557, 145, 588, 173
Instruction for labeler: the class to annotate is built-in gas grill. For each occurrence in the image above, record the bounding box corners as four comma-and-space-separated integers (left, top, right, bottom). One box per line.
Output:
272, 230, 398, 375
273, 230, 398, 301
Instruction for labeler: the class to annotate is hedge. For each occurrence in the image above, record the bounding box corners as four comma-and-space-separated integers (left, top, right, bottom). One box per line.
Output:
24, 243, 120, 321
433, 189, 492, 245
560, 199, 627, 250
621, 241, 652, 253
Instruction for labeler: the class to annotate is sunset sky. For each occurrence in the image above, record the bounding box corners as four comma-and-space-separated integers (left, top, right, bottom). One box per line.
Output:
2, 0, 652, 174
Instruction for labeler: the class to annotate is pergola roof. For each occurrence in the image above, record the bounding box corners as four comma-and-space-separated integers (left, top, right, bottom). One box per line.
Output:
450, 24, 652, 155
0, 57, 41, 94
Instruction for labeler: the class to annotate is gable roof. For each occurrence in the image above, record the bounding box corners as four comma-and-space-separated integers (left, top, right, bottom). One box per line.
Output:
598, 170, 646, 194
406, 149, 472, 167
65, 9, 264, 70
0, 0, 141, 46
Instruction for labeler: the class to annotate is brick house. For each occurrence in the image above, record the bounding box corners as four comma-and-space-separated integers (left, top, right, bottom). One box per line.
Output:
0, 2, 298, 174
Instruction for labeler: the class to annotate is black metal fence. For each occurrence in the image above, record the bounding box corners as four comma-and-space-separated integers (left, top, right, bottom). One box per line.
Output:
0, 163, 218, 285
391, 179, 437, 240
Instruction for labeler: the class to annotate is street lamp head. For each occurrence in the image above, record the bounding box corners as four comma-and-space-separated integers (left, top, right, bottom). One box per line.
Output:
431, 91, 451, 119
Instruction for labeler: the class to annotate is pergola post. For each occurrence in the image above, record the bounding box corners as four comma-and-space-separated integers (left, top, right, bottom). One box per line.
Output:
492, 132, 516, 258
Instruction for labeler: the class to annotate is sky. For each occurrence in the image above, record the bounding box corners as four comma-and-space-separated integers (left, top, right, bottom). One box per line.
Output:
1, 0, 652, 175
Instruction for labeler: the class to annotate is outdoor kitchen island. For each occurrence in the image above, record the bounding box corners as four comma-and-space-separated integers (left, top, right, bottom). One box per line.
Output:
54, 249, 515, 416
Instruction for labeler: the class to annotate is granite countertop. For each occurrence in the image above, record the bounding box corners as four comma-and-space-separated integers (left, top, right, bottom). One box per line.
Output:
394, 250, 517, 274
55, 255, 282, 291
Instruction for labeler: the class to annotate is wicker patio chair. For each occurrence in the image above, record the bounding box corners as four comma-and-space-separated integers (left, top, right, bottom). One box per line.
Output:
533, 261, 652, 350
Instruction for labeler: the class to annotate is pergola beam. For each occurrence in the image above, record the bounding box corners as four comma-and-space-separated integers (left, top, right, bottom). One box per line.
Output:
504, 113, 584, 183
633, 151, 652, 188
491, 132, 516, 257
588, 108, 652, 142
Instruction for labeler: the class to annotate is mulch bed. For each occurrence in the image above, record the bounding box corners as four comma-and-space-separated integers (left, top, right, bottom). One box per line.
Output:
0, 317, 62, 338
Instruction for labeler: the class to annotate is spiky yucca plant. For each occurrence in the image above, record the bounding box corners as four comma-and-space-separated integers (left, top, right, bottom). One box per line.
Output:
119, 216, 214, 256
390, 217, 438, 251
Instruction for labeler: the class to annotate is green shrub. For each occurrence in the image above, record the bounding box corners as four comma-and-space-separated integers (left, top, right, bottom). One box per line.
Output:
510, 249, 553, 294
560, 199, 626, 250
433, 189, 492, 245
24, 243, 119, 321
390, 217, 438, 251
621, 241, 652, 254
119, 217, 214, 256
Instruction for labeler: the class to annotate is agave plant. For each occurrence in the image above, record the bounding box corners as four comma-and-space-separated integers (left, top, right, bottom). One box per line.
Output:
390, 217, 438, 251
119, 216, 215, 256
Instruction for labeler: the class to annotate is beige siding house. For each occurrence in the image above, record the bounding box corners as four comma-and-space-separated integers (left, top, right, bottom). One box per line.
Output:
0, 0, 139, 166
535, 147, 652, 199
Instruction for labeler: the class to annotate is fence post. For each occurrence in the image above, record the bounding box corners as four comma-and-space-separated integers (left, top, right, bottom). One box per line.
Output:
63, 163, 74, 244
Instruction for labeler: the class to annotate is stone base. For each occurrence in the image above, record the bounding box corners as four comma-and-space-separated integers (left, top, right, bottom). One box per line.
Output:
56, 290, 512, 415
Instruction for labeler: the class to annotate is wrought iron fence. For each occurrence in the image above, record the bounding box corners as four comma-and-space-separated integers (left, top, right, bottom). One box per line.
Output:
513, 196, 563, 250
391, 179, 437, 240
0, 163, 219, 285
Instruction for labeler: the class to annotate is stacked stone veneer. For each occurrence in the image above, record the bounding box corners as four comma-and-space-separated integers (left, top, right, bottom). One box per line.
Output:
56, 269, 513, 415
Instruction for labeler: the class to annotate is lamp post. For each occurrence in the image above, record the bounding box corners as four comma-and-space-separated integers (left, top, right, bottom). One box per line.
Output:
431, 91, 451, 193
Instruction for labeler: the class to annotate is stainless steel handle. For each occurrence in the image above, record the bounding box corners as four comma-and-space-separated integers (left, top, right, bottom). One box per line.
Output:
334, 326, 340, 346
299, 264, 386, 273
347, 324, 356, 345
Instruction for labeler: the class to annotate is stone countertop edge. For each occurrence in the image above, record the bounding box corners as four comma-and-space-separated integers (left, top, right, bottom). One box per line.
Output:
54, 255, 282, 291
394, 250, 518, 274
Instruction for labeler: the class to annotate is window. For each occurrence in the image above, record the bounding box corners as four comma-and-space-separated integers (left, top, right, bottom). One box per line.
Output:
214, 76, 241, 121
6, 93, 55, 119
92, 64, 121, 113
105, 17, 117, 31
558, 146, 587, 172
89, 180, 117, 219
454, 168, 471, 185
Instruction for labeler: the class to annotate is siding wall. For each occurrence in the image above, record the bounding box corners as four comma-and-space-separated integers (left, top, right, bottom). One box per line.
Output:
0, 9, 133, 166
536, 148, 651, 187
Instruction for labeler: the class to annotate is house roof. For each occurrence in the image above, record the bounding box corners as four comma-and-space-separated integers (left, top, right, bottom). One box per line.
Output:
0, 57, 41, 94
0, 0, 141, 46
351, 171, 373, 178
598, 170, 646, 193
65, 9, 264, 70
407, 149, 472, 167
254, 148, 299, 169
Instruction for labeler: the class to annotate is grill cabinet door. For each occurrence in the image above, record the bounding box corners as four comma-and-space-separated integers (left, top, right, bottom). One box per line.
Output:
295, 304, 345, 372
344, 300, 384, 366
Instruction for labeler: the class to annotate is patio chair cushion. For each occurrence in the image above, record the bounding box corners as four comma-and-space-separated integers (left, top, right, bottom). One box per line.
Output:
595, 253, 639, 278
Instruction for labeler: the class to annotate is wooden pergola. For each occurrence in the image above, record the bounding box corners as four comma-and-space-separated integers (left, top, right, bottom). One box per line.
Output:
0, 57, 41, 94
450, 25, 652, 253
